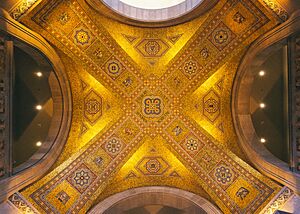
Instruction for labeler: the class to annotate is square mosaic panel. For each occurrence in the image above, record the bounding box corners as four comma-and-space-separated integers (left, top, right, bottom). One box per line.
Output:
179, 55, 203, 80
165, 69, 190, 95
101, 135, 125, 158
70, 23, 96, 50
101, 55, 125, 80
180, 134, 204, 157
46, 1, 80, 35
66, 163, 97, 193
207, 22, 236, 51
226, 177, 261, 211
55, 190, 70, 205
196, 149, 218, 172
165, 118, 189, 143
116, 71, 141, 95
209, 160, 238, 190
115, 119, 141, 144
85, 39, 112, 67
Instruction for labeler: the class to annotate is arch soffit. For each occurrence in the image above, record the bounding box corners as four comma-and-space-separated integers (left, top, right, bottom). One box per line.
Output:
0, 8, 72, 201
88, 186, 222, 214
232, 10, 300, 193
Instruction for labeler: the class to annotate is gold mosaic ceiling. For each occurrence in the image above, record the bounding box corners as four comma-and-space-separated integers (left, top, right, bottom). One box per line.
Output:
14, 0, 287, 213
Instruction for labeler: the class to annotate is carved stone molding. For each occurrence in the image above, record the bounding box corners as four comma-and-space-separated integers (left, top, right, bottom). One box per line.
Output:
88, 186, 222, 214
8, 192, 39, 214
262, 0, 289, 21
86, 0, 218, 27
9, 0, 40, 21
261, 187, 294, 214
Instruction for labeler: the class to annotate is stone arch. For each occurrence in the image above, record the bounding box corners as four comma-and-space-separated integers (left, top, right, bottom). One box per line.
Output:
232, 10, 300, 193
88, 186, 222, 214
0, 8, 72, 201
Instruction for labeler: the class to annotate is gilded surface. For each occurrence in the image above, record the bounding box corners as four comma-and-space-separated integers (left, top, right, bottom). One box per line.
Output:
17, 0, 286, 213
9, 0, 41, 20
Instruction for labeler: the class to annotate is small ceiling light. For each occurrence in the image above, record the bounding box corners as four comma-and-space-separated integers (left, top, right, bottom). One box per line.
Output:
259, 70, 265, 76
36, 105, 42, 110
36, 141, 42, 147
36, 72, 43, 77
259, 103, 266, 108
260, 138, 266, 143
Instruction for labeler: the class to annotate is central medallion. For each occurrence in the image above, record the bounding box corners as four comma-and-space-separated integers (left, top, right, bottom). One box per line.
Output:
142, 96, 163, 117
133, 75, 174, 132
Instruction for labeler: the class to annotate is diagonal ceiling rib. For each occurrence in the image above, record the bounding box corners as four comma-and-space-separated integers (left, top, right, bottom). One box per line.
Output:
14, 0, 288, 213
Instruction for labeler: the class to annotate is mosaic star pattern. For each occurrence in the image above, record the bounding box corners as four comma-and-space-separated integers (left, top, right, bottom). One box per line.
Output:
16, 0, 287, 213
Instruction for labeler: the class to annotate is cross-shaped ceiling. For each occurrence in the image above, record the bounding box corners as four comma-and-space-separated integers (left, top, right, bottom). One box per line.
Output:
16, 0, 286, 213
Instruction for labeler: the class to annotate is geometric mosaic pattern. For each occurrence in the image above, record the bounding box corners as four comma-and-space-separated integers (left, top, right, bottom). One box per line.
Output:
136, 156, 170, 176
179, 55, 203, 80
208, 22, 236, 51
16, 0, 286, 213
84, 90, 102, 125
210, 161, 238, 189
56, 190, 70, 204
72, 24, 95, 49
103, 136, 124, 158
181, 134, 204, 157
142, 96, 163, 117
8, 193, 39, 214
66, 163, 97, 193
203, 89, 220, 123
103, 56, 124, 80
135, 38, 170, 58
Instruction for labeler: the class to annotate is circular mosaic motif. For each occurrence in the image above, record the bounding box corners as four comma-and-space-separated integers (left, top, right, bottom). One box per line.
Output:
214, 30, 228, 44
144, 41, 161, 56
183, 60, 198, 75
107, 60, 122, 75
204, 98, 219, 113
74, 170, 90, 186
106, 138, 122, 154
145, 159, 161, 173
215, 166, 232, 184
85, 99, 101, 115
186, 138, 198, 151
74, 29, 90, 45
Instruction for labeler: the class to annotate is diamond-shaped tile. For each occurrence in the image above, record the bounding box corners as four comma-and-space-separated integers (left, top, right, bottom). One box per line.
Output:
116, 71, 141, 95
84, 90, 102, 125
134, 39, 170, 57
203, 89, 220, 123
136, 156, 170, 176
165, 69, 190, 94
115, 119, 141, 144
226, 177, 260, 210
102, 56, 125, 80
86, 40, 112, 67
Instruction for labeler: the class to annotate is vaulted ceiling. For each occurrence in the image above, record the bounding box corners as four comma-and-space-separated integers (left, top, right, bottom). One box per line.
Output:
8, 0, 290, 213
